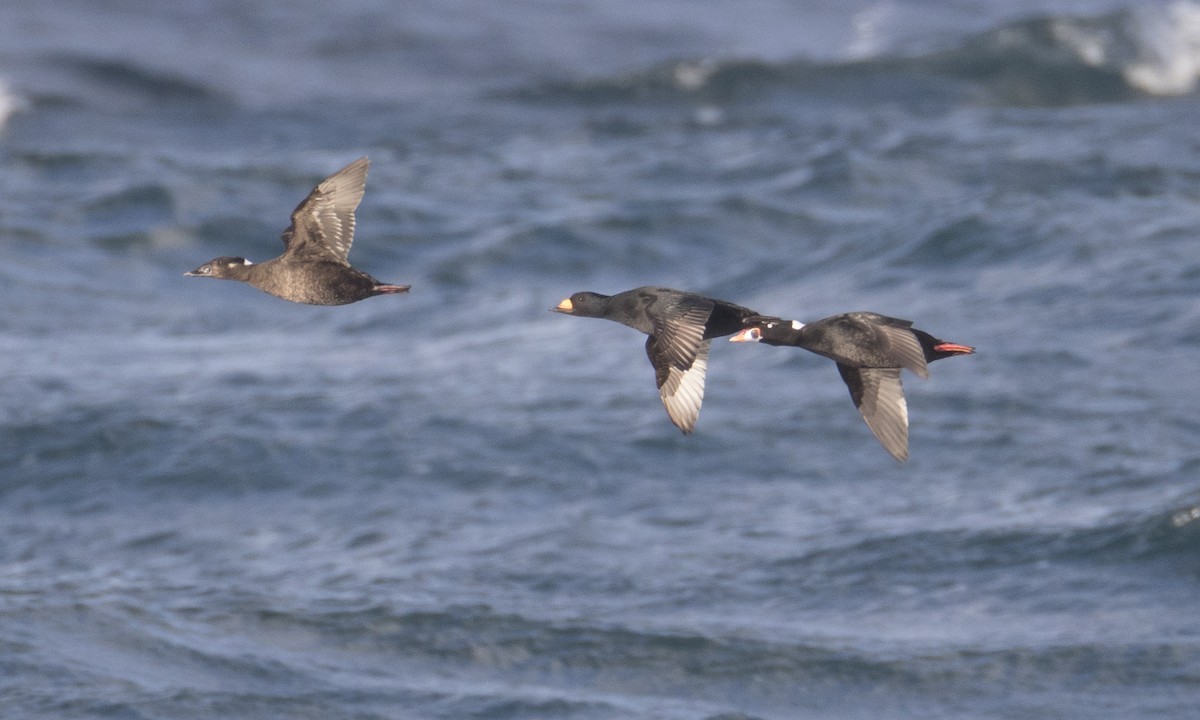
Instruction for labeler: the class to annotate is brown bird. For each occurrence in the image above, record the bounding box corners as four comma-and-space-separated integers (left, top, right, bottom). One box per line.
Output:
730, 312, 974, 461
185, 157, 410, 305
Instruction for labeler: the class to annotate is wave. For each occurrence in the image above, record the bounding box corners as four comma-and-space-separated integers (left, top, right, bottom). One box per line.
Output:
1123, 1, 1200, 94
40, 53, 229, 112
927, 2, 1200, 100
773, 505, 1200, 584
9, 587, 1191, 719
516, 4, 1200, 108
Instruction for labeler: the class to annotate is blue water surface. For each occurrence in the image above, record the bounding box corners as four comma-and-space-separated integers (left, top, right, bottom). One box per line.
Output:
1, 1, 1199, 718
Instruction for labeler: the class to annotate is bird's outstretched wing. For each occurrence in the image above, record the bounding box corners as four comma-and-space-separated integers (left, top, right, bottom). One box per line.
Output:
645, 300, 713, 434
837, 365, 910, 462
279, 157, 369, 265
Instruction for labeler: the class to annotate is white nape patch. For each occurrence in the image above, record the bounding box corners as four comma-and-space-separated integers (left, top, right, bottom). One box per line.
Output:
243, 259, 254, 265
791, 320, 804, 330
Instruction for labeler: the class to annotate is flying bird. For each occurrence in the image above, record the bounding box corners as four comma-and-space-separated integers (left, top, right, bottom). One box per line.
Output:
730, 312, 974, 461
553, 286, 759, 433
186, 156, 410, 305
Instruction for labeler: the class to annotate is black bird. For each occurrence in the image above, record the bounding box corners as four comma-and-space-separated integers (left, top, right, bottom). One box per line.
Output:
729, 312, 974, 461
185, 157, 410, 305
553, 287, 759, 433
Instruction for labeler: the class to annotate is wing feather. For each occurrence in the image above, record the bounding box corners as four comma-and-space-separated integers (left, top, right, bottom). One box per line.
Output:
644, 299, 714, 434
656, 340, 710, 434
280, 157, 369, 264
837, 365, 910, 462
876, 323, 929, 379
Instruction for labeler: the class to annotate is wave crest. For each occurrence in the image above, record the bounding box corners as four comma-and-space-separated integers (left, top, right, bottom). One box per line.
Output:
1124, 1, 1200, 94
518, 5, 1200, 108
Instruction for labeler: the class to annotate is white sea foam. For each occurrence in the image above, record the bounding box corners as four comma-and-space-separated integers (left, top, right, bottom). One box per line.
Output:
0, 77, 24, 133
1050, 17, 1111, 68
848, 1, 896, 60
1125, 1, 1200, 95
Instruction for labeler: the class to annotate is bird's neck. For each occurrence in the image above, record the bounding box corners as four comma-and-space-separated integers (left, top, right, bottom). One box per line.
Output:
228, 261, 260, 281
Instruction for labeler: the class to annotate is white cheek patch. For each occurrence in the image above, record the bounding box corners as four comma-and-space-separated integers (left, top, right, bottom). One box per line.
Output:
791, 320, 804, 330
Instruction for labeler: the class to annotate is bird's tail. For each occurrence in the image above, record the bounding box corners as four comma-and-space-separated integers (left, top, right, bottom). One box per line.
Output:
931, 342, 974, 357
375, 284, 412, 295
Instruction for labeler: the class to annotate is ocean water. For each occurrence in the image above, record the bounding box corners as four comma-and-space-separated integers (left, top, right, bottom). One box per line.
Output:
2, 1, 1200, 718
